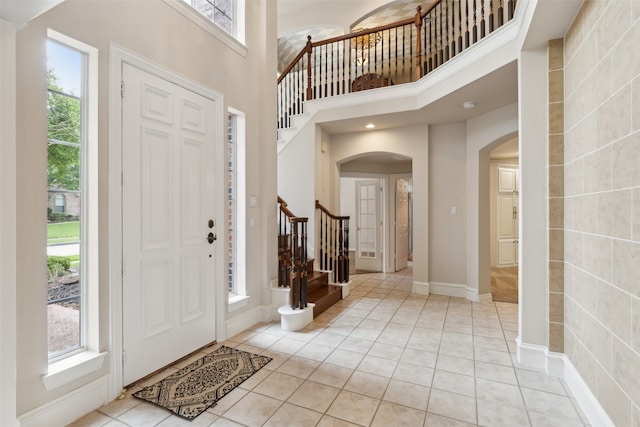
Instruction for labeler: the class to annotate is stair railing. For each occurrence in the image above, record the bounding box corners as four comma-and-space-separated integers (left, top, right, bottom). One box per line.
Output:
277, 196, 308, 310
277, 0, 517, 130
315, 200, 350, 284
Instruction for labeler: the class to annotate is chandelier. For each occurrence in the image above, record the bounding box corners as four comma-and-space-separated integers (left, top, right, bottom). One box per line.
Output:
352, 28, 382, 66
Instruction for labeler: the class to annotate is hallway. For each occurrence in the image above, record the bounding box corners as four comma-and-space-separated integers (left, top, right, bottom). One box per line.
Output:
69, 268, 588, 426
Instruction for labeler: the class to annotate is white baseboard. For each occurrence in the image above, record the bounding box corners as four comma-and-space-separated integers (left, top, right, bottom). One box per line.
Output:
516, 337, 547, 371
563, 355, 615, 427
545, 350, 565, 377
225, 306, 261, 338
412, 280, 430, 295
429, 281, 478, 301
18, 376, 110, 427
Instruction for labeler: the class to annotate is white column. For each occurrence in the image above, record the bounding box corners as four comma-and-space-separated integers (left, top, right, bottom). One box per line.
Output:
0, 17, 19, 427
517, 46, 549, 367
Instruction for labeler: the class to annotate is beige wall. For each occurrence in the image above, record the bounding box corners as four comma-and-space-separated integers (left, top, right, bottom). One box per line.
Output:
564, 1, 640, 424
15, 0, 276, 415
428, 123, 467, 287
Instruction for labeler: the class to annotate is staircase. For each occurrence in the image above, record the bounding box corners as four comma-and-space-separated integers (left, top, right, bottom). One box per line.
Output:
277, 197, 344, 319
305, 258, 342, 318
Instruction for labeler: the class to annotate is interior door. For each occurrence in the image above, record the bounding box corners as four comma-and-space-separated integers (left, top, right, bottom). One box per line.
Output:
122, 63, 218, 385
395, 179, 409, 271
355, 180, 382, 272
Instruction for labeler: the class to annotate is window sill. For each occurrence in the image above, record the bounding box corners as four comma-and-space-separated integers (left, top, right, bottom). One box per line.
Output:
228, 294, 250, 312
163, 0, 248, 58
42, 351, 107, 391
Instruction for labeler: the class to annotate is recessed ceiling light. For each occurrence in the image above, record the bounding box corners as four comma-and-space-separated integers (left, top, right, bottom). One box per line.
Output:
463, 101, 476, 109
365, 123, 375, 129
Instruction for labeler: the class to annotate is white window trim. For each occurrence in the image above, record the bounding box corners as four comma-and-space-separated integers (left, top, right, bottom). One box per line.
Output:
163, 0, 247, 57
44, 29, 105, 390
227, 107, 246, 308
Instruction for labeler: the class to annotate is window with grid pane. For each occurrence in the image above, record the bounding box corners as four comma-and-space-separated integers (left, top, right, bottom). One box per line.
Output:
185, 0, 234, 36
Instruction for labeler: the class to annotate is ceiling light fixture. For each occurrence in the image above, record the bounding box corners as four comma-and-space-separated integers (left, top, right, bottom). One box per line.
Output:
365, 123, 375, 129
463, 101, 476, 109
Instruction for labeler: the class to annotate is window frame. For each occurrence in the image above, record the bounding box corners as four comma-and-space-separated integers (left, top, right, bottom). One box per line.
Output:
227, 108, 247, 312
163, 0, 247, 57
43, 29, 104, 390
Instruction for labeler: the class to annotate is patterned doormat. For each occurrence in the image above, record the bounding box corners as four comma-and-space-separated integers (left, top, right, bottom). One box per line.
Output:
133, 345, 272, 420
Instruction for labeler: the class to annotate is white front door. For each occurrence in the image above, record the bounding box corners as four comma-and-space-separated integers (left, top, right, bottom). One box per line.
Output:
395, 179, 409, 271
122, 63, 218, 385
355, 180, 382, 272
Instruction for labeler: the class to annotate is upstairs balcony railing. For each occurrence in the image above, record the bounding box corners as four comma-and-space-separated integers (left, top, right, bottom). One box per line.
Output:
277, 0, 517, 129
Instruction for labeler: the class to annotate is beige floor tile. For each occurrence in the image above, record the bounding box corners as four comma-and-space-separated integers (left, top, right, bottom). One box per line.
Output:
295, 342, 334, 361
253, 371, 304, 401
222, 392, 282, 427
399, 347, 437, 368
439, 340, 474, 359
206, 387, 248, 415
324, 348, 364, 369
156, 411, 219, 426
425, 412, 476, 427
475, 361, 518, 385
392, 362, 434, 387
311, 331, 346, 348
441, 331, 474, 346
287, 381, 341, 413
268, 337, 307, 355
307, 363, 354, 388
376, 329, 410, 346
245, 333, 281, 349
370, 401, 426, 427
348, 327, 381, 341
521, 388, 583, 421
474, 348, 512, 366
515, 368, 567, 395
66, 410, 112, 427
237, 367, 272, 391
326, 390, 381, 426
316, 415, 361, 427
209, 418, 245, 427
382, 379, 430, 411
337, 336, 374, 354
276, 355, 320, 379
529, 411, 586, 427
477, 399, 530, 427
367, 342, 404, 360
476, 378, 525, 407
116, 401, 171, 427
356, 354, 398, 377
343, 370, 390, 399
432, 369, 475, 397
263, 402, 322, 427
97, 397, 142, 419
428, 389, 477, 425
474, 335, 509, 352
102, 421, 130, 427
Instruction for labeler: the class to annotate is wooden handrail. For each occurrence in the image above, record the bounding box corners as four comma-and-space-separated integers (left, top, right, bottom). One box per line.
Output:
315, 200, 349, 221
277, 0, 517, 130
277, 196, 308, 309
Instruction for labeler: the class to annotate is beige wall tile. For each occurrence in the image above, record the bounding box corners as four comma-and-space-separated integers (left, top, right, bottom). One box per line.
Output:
596, 0, 632, 58
565, 25, 596, 97
634, 75, 640, 131
549, 134, 564, 166
597, 365, 633, 427
598, 85, 632, 147
549, 261, 564, 292
583, 54, 613, 116
564, 263, 574, 299
549, 102, 564, 134
597, 189, 632, 239
584, 146, 611, 193
597, 281, 632, 343
573, 267, 597, 315
612, 132, 640, 190
564, 230, 583, 269
574, 194, 597, 234
583, 312, 613, 370
549, 70, 564, 103
572, 336, 598, 392
549, 322, 564, 352
632, 297, 640, 353
583, 234, 612, 282
613, 239, 640, 297
549, 229, 564, 261
633, 188, 640, 242
549, 292, 564, 323
548, 166, 564, 198
612, 18, 640, 92
549, 198, 564, 229
564, 91, 585, 139
565, 158, 584, 197
571, 111, 597, 159
564, 196, 575, 230
548, 39, 564, 71
634, 0, 640, 20
564, 7, 584, 67
612, 337, 640, 407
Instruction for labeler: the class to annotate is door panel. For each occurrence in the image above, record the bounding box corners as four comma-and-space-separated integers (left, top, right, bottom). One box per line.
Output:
395, 179, 409, 271
355, 180, 382, 272
122, 63, 218, 385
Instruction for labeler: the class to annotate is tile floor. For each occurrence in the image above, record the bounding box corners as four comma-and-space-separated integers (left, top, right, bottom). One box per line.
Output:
68, 267, 590, 426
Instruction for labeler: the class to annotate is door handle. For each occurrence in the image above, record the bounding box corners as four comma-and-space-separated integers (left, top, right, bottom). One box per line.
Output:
207, 232, 217, 244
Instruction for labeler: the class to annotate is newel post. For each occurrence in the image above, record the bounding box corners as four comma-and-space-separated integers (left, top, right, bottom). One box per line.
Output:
305, 36, 313, 101
414, 6, 423, 81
